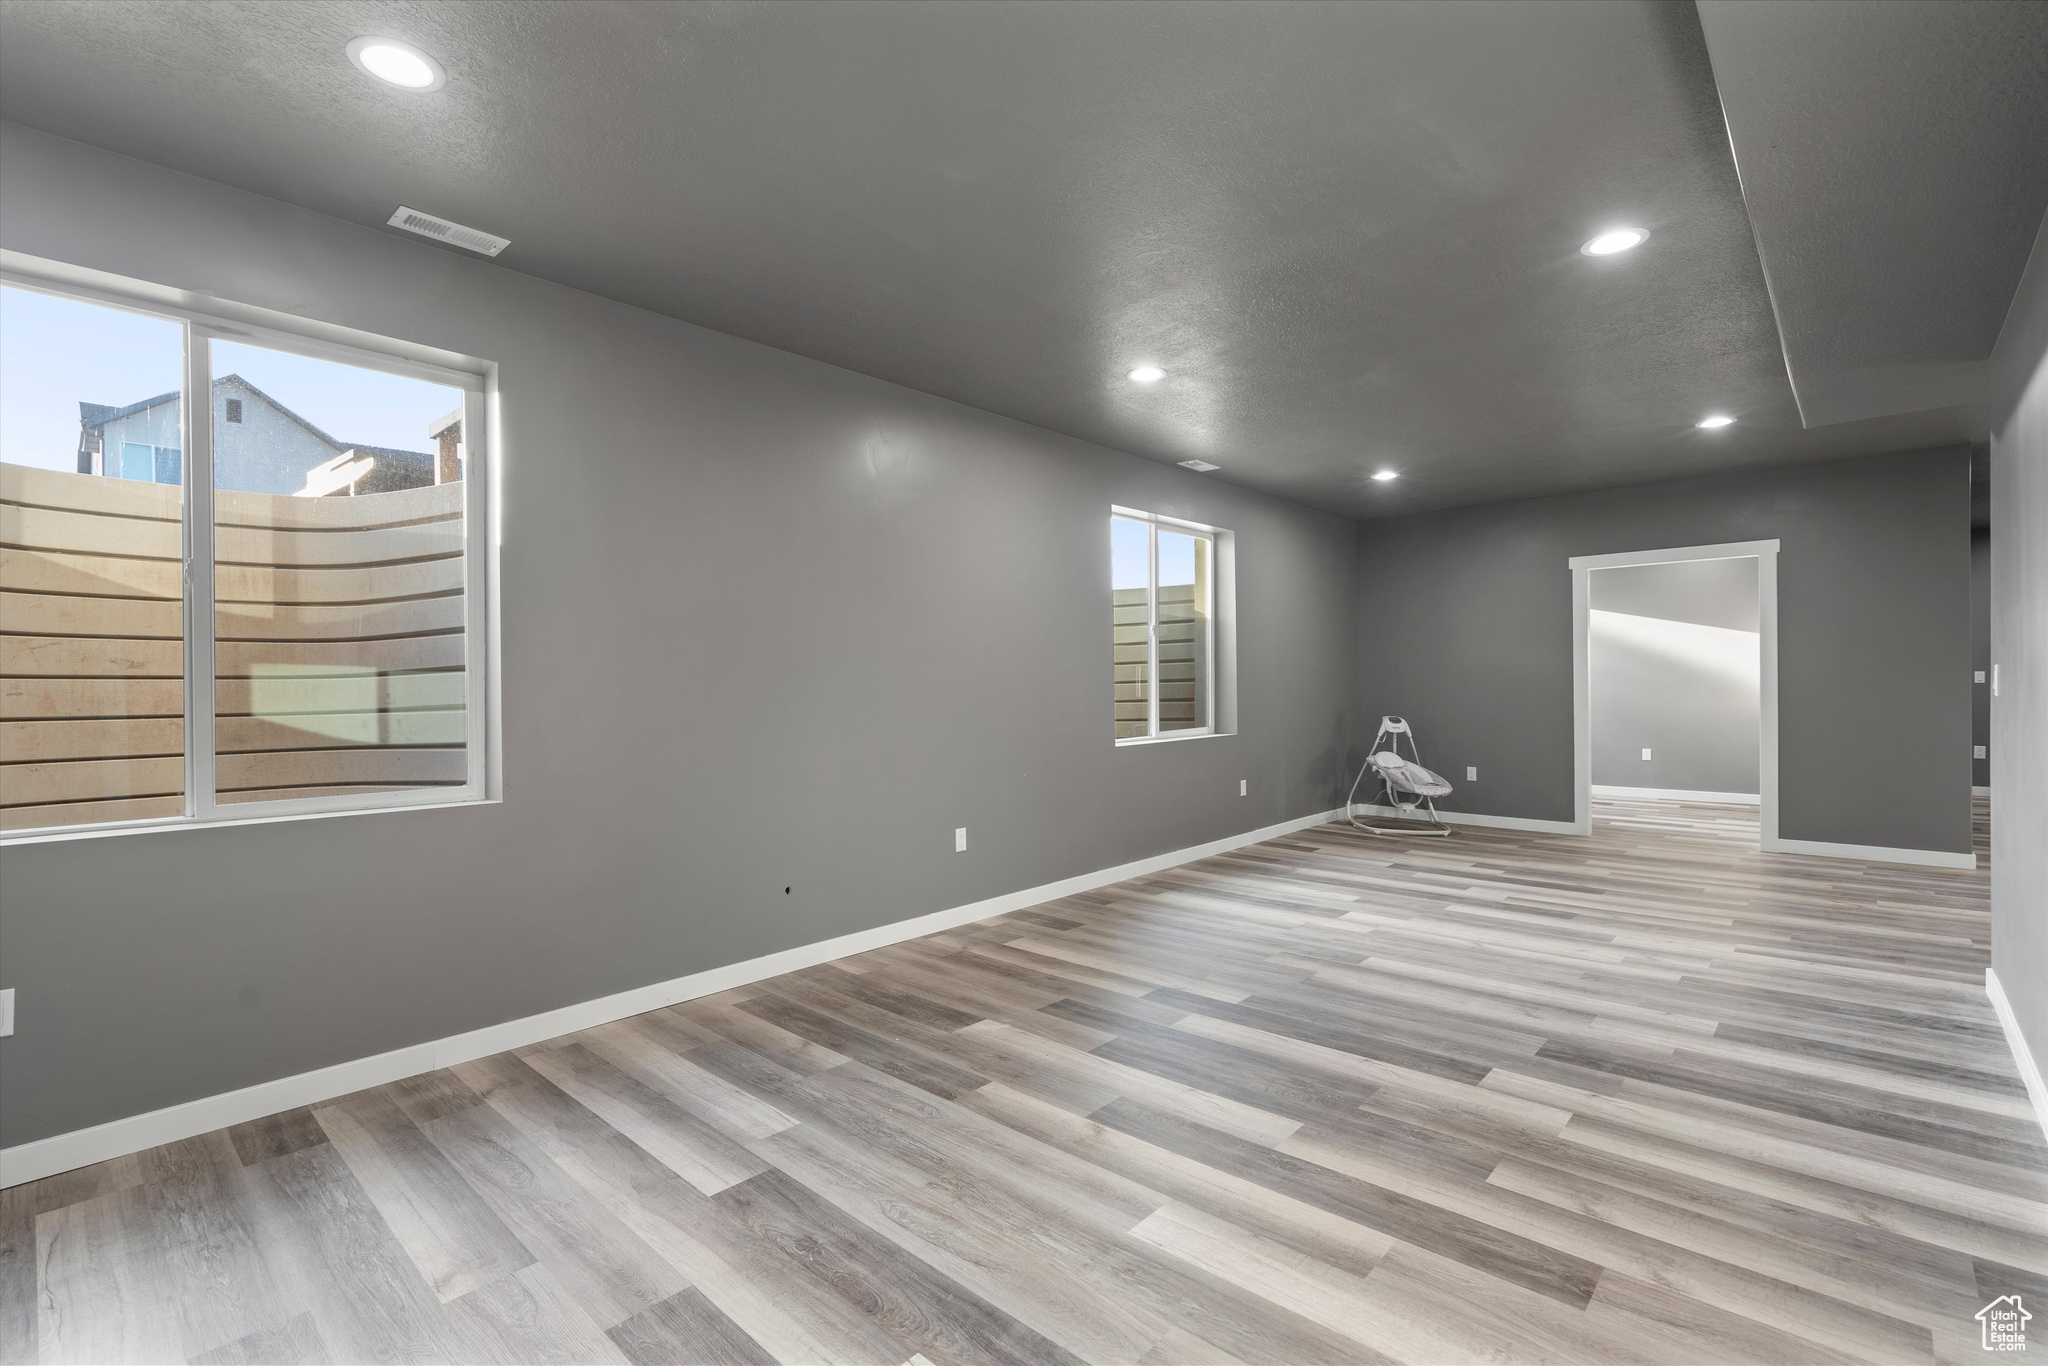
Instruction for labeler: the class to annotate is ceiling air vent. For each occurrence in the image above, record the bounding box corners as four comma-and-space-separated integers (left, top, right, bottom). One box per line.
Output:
386, 206, 510, 257
1178, 459, 1221, 472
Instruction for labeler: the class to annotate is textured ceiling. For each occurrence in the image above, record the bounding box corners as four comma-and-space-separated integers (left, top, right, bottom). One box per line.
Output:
0, 0, 2029, 517
1697, 0, 2048, 431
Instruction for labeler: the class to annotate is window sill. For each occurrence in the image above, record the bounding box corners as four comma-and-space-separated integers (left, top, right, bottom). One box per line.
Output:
0, 795, 499, 848
1115, 729, 1229, 747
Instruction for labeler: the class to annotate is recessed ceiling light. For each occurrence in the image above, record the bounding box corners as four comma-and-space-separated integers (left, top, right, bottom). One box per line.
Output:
1179, 459, 1220, 472
1371, 469, 1399, 482
1696, 414, 1736, 429
347, 36, 445, 91
1127, 365, 1166, 384
1580, 228, 1648, 256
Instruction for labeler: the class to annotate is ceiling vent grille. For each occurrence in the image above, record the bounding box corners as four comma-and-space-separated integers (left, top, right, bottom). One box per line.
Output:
386, 206, 510, 257
1178, 459, 1221, 472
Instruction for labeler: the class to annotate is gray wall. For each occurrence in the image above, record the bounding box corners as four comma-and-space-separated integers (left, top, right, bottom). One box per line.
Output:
1971, 529, 1990, 789
1589, 559, 1759, 795
1988, 209, 2048, 1097
1356, 447, 1973, 851
1586, 556, 1761, 631
0, 124, 1361, 1149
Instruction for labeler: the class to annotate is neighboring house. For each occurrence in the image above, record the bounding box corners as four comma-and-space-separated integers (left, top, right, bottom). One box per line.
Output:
77, 374, 438, 495
429, 405, 462, 484
78, 393, 182, 484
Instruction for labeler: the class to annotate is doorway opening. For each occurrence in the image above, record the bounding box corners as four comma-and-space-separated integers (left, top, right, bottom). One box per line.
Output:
1570, 541, 1779, 846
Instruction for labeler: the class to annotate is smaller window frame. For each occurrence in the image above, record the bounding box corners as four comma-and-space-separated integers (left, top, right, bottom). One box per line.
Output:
189, 318, 491, 825
1111, 505, 1220, 746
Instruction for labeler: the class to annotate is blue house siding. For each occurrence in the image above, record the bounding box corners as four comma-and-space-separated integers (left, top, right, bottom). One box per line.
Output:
78, 376, 436, 495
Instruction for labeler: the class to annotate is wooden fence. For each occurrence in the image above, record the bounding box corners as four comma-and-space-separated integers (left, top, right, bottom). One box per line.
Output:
1113, 583, 1207, 738
1, 463, 467, 831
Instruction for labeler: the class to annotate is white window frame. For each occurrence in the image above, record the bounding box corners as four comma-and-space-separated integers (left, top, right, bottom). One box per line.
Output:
1, 259, 496, 844
1111, 505, 1219, 745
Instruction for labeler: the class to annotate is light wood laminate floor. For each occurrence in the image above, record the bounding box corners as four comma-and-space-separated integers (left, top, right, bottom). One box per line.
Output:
6, 797, 2042, 1365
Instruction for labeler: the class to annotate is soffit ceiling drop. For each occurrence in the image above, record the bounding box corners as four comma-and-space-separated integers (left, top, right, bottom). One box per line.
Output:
1696, 0, 2048, 431
0, 1, 2031, 517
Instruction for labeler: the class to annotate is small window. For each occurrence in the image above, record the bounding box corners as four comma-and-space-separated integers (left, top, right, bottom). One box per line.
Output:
210, 338, 471, 807
1111, 508, 1218, 742
225, 397, 243, 423
119, 439, 156, 481
108, 440, 180, 485
3, 288, 187, 830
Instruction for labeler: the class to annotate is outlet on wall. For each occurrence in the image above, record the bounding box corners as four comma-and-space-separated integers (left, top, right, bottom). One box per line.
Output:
954, 827, 967, 853
1641, 748, 1653, 761
0, 988, 13, 1038
1466, 767, 1477, 781
1975, 746, 1987, 759
1239, 779, 1247, 796
1975, 670, 1987, 683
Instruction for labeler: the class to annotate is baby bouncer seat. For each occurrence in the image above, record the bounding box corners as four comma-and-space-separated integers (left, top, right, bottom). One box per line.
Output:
1347, 716, 1455, 836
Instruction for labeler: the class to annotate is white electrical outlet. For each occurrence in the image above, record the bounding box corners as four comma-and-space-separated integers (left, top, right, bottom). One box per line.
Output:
954, 827, 967, 852
1641, 748, 1653, 761
1975, 671, 1986, 684
1466, 767, 1477, 781
0, 988, 13, 1038
1239, 779, 1247, 796
1975, 746, 1987, 760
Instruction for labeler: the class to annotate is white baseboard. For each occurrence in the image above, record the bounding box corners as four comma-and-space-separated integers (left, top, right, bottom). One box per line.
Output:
1593, 785, 1760, 805
1, 805, 1348, 1188
1761, 836, 1977, 870
1349, 804, 1579, 835
1973, 785, 1992, 797
1988, 967, 2048, 1148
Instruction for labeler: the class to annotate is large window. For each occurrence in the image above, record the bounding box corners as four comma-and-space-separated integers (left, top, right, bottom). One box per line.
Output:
1, 276, 488, 837
1111, 507, 1216, 742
